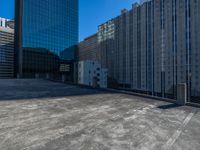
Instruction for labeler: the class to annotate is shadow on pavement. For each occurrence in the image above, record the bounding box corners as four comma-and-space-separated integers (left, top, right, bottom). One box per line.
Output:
157, 103, 182, 110
0, 79, 114, 101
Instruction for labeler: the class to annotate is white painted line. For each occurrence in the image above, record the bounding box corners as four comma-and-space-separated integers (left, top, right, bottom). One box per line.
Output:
163, 112, 194, 150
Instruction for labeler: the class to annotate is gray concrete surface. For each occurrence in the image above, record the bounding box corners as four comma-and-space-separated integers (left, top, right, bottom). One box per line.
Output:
0, 79, 199, 150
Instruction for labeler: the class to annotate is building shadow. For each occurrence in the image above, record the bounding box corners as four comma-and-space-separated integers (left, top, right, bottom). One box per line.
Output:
157, 103, 182, 110
0, 79, 115, 102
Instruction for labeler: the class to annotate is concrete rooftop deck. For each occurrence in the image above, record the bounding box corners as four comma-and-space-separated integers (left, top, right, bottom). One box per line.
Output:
0, 79, 199, 150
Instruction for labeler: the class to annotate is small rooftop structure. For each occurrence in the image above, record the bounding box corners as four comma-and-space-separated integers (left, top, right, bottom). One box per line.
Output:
140, 0, 152, 5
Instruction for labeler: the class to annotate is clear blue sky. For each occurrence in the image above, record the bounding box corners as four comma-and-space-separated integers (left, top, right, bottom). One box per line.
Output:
0, 0, 14, 19
0, 0, 138, 41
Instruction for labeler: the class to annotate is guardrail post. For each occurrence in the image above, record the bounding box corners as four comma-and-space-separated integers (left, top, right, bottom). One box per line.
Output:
177, 83, 187, 105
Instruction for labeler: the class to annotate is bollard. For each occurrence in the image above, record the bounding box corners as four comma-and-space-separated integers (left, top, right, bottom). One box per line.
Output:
177, 83, 187, 105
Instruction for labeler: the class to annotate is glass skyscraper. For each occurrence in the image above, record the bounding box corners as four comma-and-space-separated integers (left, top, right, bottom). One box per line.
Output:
15, 0, 78, 79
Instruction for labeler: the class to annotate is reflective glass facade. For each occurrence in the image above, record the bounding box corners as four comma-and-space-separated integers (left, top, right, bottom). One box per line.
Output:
22, 0, 78, 58
15, 0, 78, 78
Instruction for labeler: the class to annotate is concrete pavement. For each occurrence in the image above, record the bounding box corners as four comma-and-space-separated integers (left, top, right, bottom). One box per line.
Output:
0, 79, 199, 150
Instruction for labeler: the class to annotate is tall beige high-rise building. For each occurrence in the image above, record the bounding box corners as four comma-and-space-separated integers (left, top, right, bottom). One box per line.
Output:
78, 0, 200, 103
0, 18, 14, 78
78, 34, 100, 62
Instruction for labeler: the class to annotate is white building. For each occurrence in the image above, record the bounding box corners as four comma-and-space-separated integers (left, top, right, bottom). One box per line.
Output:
0, 18, 9, 28
78, 60, 108, 88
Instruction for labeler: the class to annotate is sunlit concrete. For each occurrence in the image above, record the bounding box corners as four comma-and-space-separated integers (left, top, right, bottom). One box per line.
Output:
0, 79, 199, 150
